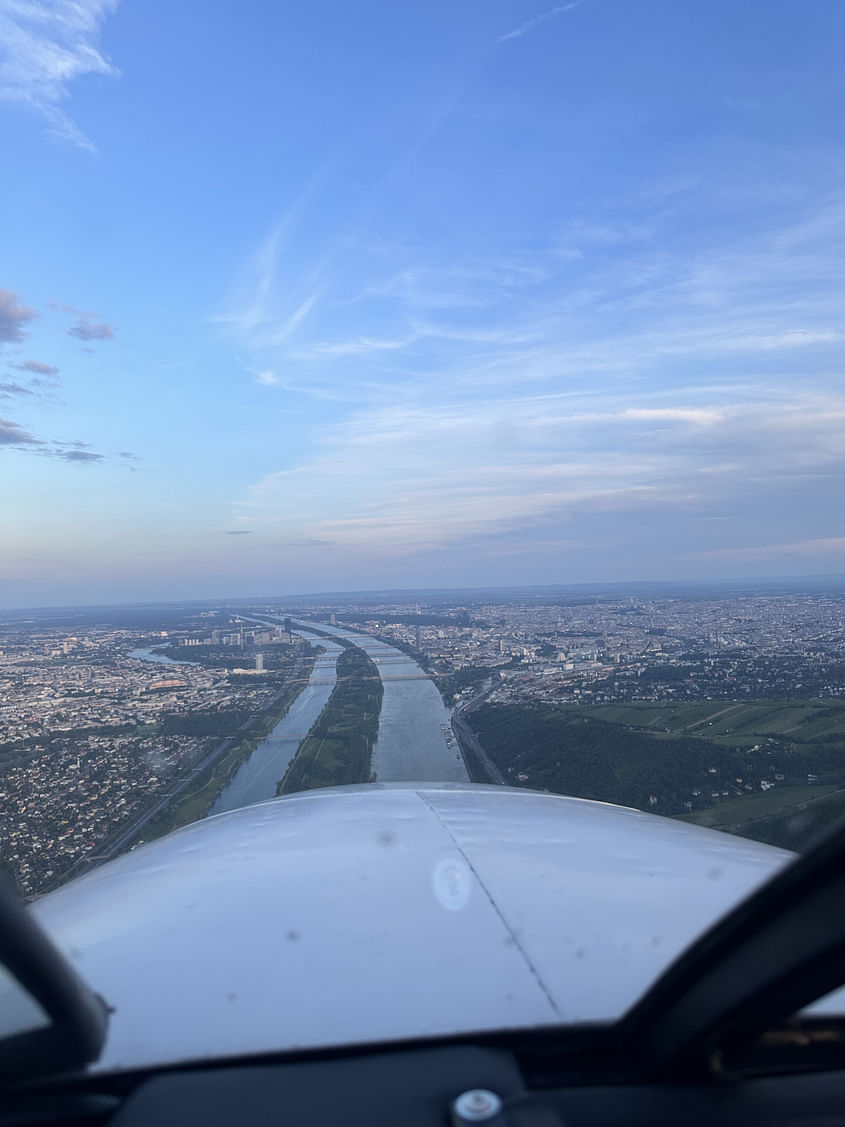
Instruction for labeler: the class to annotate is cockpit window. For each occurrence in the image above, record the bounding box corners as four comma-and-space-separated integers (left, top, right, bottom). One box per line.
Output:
1, 0, 843, 1076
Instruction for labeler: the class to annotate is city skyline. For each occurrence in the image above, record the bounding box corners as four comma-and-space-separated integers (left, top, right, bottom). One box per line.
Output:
2, 0, 844, 607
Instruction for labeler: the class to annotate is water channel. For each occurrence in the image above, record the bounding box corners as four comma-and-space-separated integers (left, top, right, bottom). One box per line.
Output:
131, 619, 469, 817
129, 647, 201, 667
208, 633, 344, 816
289, 620, 469, 785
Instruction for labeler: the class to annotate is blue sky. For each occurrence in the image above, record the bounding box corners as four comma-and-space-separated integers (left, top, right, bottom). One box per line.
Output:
1, 0, 843, 607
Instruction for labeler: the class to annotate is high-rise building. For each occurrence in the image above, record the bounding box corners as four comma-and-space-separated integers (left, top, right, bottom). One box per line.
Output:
255, 652, 264, 672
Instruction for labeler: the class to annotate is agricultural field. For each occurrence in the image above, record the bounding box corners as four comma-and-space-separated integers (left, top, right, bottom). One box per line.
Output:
561, 699, 845, 746
676, 783, 838, 827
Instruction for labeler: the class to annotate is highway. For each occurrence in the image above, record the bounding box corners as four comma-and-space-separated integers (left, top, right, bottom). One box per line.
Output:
451, 691, 506, 785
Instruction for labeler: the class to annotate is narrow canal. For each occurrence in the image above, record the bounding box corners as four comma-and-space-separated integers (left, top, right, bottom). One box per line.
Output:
208, 633, 344, 815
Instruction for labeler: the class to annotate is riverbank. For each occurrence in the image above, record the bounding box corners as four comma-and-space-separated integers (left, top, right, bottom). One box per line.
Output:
451, 691, 504, 785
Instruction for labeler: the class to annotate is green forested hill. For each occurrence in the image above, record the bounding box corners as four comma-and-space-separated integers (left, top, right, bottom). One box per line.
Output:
470, 700, 845, 849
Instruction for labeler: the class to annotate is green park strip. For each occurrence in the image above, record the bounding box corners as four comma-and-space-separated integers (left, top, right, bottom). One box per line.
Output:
127, 653, 320, 844
277, 645, 383, 795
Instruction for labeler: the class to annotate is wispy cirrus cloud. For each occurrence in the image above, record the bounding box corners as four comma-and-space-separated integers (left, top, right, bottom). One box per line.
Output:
497, 2, 580, 44
260, 292, 319, 346
0, 0, 120, 151
291, 333, 417, 359
223, 158, 844, 580
621, 407, 723, 426
238, 185, 845, 404
218, 168, 336, 354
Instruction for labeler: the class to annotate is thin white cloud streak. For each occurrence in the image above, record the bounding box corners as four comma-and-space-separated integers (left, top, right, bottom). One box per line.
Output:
221, 214, 297, 333
689, 538, 845, 564
217, 158, 350, 360
620, 407, 723, 426
260, 292, 320, 346
0, 0, 119, 150
291, 333, 418, 358
239, 191, 845, 405
497, 2, 580, 43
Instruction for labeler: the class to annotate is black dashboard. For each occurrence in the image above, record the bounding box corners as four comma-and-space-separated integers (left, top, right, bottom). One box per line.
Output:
88, 1043, 845, 1127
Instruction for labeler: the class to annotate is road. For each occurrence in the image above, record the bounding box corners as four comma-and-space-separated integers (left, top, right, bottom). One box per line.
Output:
451, 692, 506, 785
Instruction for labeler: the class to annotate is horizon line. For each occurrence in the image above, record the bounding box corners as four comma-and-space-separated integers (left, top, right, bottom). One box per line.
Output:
3, 571, 845, 616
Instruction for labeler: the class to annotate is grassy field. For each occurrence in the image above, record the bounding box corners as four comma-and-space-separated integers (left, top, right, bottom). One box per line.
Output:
563, 699, 845, 744
676, 783, 839, 827
678, 783, 845, 852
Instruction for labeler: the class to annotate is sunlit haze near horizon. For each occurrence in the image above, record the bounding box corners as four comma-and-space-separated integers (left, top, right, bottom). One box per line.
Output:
2, 0, 844, 609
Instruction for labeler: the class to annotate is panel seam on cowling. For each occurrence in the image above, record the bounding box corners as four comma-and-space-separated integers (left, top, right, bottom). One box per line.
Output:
416, 790, 562, 1020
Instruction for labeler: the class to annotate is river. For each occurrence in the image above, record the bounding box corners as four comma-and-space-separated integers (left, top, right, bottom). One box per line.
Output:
130, 620, 468, 815
129, 647, 201, 667
289, 620, 469, 785
208, 635, 344, 816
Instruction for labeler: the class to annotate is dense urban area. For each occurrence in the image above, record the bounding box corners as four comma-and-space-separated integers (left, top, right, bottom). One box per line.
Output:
2, 580, 845, 895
